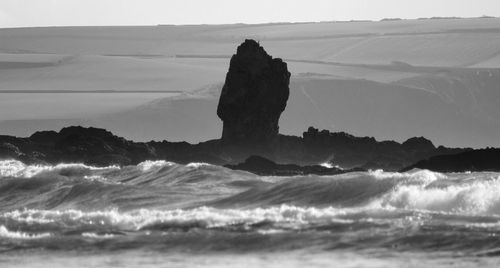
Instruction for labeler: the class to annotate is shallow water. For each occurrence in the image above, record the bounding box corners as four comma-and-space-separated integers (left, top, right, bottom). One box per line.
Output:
1, 159, 500, 267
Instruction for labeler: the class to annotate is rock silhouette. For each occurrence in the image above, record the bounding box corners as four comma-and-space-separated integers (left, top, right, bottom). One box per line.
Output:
225, 155, 364, 176
401, 148, 500, 172
217, 39, 290, 145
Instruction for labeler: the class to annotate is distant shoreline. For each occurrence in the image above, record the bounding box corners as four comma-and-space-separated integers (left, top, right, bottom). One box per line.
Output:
0, 16, 497, 30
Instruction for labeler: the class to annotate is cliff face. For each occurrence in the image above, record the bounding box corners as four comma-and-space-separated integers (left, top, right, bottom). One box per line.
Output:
217, 39, 290, 146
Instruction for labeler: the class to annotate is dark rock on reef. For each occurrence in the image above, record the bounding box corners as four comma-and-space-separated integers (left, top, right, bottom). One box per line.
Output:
295, 127, 469, 170
0, 126, 158, 166
225, 155, 364, 176
402, 137, 435, 152
217, 39, 290, 146
0, 126, 493, 173
401, 148, 500, 172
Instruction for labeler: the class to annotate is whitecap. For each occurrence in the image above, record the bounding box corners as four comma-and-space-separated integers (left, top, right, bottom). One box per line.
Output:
319, 162, 345, 170
0, 205, 361, 231
137, 160, 175, 171
82, 232, 116, 239
186, 162, 212, 168
0, 159, 120, 179
373, 174, 500, 215
0, 225, 51, 239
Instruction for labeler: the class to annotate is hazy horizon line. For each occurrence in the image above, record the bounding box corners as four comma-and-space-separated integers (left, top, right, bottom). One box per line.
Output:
0, 15, 497, 30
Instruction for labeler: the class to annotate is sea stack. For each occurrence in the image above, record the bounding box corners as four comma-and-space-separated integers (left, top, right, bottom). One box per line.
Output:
217, 39, 291, 146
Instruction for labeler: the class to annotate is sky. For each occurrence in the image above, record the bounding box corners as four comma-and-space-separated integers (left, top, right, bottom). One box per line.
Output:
0, 0, 499, 28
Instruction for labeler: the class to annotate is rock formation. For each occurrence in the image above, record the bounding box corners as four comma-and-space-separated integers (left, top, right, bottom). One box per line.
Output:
401, 148, 500, 172
217, 39, 290, 146
1, 41, 494, 174
225, 155, 364, 176
1, 125, 492, 173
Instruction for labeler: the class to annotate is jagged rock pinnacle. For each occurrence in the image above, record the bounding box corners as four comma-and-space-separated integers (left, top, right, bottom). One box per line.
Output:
217, 39, 291, 146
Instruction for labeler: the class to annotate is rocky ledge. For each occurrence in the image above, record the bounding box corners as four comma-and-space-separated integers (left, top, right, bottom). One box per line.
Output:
401, 148, 500, 172
1, 125, 496, 174
226, 155, 364, 176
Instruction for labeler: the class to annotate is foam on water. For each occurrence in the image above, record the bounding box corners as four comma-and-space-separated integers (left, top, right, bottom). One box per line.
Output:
320, 162, 343, 170
81, 232, 116, 239
137, 160, 175, 171
0, 225, 51, 239
186, 162, 212, 168
369, 168, 447, 182
371, 172, 500, 215
0, 159, 120, 178
0, 205, 357, 231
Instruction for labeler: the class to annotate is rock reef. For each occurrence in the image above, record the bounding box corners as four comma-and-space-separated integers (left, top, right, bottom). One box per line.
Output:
217, 39, 290, 146
401, 148, 500, 172
225, 155, 364, 176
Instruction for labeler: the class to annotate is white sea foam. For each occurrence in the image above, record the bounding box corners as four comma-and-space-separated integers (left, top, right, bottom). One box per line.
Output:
369, 169, 447, 183
0, 225, 51, 239
320, 162, 343, 170
0, 206, 359, 231
372, 172, 500, 215
82, 232, 116, 239
186, 162, 212, 168
137, 160, 175, 171
0, 160, 26, 177
0, 160, 119, 178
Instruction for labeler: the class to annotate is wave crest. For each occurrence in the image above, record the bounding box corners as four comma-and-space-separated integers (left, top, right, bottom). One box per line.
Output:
0, 206, 357, 232
0, 225, 51, 239
376, 174, 500, 214
0, 160, 120, 179
137, 160, 175, 171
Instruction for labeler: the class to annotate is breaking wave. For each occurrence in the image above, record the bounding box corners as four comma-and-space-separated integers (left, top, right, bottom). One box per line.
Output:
0, 225, 51, 239
0, 159, 120, 178
0, 205, 357, 233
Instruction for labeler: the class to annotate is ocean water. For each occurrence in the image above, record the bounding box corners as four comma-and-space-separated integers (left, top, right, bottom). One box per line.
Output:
1, 159, 500, 267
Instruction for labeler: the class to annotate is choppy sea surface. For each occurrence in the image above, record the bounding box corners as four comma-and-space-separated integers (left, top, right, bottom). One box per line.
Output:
1, 159, 500, 267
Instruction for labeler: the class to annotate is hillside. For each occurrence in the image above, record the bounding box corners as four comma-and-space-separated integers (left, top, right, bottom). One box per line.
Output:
1, 18, 500, 147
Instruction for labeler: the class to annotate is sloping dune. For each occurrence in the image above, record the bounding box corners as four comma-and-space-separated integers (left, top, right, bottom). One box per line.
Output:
0, 18, 500, 147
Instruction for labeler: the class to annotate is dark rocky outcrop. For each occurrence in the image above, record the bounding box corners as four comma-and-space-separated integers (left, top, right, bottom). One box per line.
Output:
0, 125, 477, 173
401, 148, 500, 172
402, 137, 435, 152
226, 155, 364, 176
217, 39, 290, 146
294, 127, 469, 170
0, 126, 158, 166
